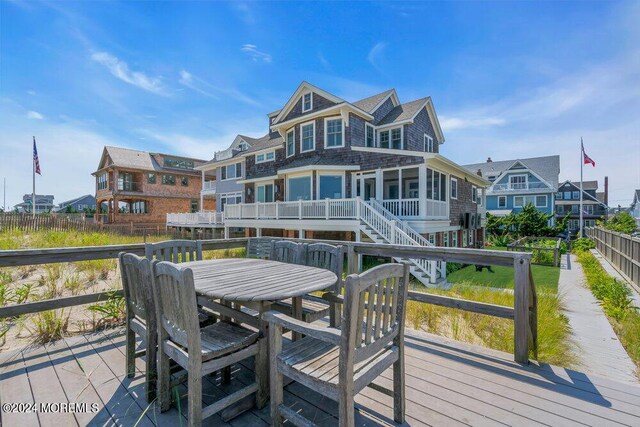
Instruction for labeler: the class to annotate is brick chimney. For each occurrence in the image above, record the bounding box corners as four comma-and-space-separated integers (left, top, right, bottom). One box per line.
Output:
487, 157, 492, 163
477, 169, 483, 177
604, 176, 609, 205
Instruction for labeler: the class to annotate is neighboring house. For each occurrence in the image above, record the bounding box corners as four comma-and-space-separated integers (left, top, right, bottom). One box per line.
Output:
14, 194, 55, 213
463, 155, 560, 224
555, 178, 609, 234
52, 194, 96, 213
630, 189, 640, 227
92, 146, 215, 224
171, 82, 488, 285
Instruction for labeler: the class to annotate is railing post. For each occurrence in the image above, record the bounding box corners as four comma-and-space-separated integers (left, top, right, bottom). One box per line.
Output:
391, 220, 397, 244
355, 197, 361, 219
347, 244, 358, 274
325, 198, 330, 220
275, 201, 279, 220
514, 256, 531, 364
298, 199, 303, 220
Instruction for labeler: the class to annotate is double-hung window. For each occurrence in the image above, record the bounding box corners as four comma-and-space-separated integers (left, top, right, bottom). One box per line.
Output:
325, 118, 343, 148
450, 178, 458, 199
498, 196, 507, 208
302, 93, 313, 112
255, 151, 275, 163
391, 128, 402, 149
97, 174, 108, 190
509, 175, 527, 190
535, 195, 547, 207
300, 122, 315, 152
379, 130, 390, 149
286, 129, 295, 157
514, 196, 524, 207
572, 191, 580, 200
365, 124, 375, 147
222, 163, 242, 180
424, 134, 434, 152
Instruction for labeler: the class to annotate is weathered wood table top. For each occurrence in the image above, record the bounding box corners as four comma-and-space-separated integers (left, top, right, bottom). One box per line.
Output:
181, 258, 338, 301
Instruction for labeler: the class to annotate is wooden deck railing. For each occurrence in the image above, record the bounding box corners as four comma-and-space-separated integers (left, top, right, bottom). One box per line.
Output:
586, 226, 640, 288
0, 237, 537, 363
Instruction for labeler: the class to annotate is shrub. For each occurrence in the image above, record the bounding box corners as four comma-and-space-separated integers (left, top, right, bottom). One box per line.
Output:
602, 212, 637, 234
487, 233, 513, 247
572, 237, 595, 253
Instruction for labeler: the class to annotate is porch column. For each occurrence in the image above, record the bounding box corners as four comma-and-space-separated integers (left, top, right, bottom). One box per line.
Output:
375, 169, 383, 201
419, 164, 427, 218
351, 173, 357, 198
299, 229, 305, 239
200, 170, 205, 212
256, 228, 262, 237
224, 226, 229, 239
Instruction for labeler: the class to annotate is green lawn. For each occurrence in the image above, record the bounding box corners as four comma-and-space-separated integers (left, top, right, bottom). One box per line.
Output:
447, 264, 560, 292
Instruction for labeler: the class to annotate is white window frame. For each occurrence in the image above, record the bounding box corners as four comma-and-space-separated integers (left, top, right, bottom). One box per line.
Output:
286, 173, 313, 201
452, 231, 458, 247
316, 171, 345, 200
478, 190, 483, 206
514, 196, 524, 208
324, 117, 345, 149
572, 191, 580, 200
498, 196, 507, 208
376, 126, 403, 149
535, 195, 547, 208
286, 128, 295, 158
256, 181, 275, 203
443, 232, 449, 247
472, 185, 477, 203
299, 120, 316, 153
365, 123, 375, 147
255, 150, 275, 164
424, 134, 434, 152
222, 162, 242, 181
509, 174, 528, 190
302, 92, 313, 112
450, 177, 458, 199
428, 234, 435, 245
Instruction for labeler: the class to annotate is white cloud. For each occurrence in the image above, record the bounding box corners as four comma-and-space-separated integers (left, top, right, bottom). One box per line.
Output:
90, 51, 170, 96
439, 116, 506, 131
317, 52, 332, 73
367, 42, 387, 71
178, 69, 261, 107
230, 2, 256, 25
26, 111, 44, 120
27, 90, 37, 96
240, 44, 272, 63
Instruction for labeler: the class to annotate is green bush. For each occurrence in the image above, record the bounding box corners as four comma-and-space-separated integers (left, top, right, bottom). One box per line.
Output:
572, 237, 595, 253
602, 212, 637, 234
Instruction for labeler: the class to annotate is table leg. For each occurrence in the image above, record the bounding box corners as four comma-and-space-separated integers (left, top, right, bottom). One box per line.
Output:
256, 300, 271, 409
292, 296, 303, 341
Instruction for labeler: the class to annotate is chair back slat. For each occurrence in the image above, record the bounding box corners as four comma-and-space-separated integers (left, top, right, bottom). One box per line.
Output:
145, 240, 202, 263
152, 261, 200, 351
119, 252, 155, 323
270, 240, 305, 264
340, 263, 409, 364
304, 243, 343, 291
246, 237, 273, 259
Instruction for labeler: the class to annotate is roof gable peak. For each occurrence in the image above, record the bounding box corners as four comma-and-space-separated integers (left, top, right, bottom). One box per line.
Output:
272, 81, 344, 125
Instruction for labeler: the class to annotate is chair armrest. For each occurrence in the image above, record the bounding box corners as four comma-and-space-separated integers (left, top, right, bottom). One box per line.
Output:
321, 292, 344, 305
263, 310, 341, 345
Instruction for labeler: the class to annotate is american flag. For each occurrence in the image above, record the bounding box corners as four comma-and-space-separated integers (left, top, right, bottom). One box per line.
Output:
581, 139, 595, 167
33, 136, 41, 175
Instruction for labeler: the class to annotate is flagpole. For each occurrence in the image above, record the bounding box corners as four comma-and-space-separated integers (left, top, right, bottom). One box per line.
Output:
32, 136, 36, 219
579, 138, 584, 238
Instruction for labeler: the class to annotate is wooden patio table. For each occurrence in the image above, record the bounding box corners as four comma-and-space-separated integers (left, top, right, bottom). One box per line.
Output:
180, 258, 338, 410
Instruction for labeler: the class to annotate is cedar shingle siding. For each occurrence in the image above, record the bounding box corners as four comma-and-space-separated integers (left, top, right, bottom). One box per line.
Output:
372, 98, 396, 124
405, 108, 438, 153
282, 92, 337, 122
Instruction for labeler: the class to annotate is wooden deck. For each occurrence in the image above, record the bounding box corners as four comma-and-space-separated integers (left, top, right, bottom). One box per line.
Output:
1, 327, 639, 426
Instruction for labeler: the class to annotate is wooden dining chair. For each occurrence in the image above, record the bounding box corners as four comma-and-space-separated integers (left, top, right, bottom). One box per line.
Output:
145, 239, 203, 263
301, 242, 344, 324
246, 237, 273, 259
152, 261, 261, 426
269, 240, 305, 264
118, 252, 157, 402
265, 263, 410, 427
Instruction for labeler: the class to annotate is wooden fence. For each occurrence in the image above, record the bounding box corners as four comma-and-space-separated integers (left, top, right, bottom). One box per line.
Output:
0, 213, 170, 237
507, 236, 563, 267
0, 238, 537, 363
586, 227, 640, 288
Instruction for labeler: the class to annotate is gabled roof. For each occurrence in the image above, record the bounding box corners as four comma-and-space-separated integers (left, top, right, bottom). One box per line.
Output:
570, 180, 598, 191
95, 146, 206, 174
463, 155, 560, 190
58, 194, 94, 207
240, 132, 284, 154
272, 81, 345, 125
377, 97, 429, 126
596, 192, 606, 204
557, 180, 608, 207
352, 89, 398, 113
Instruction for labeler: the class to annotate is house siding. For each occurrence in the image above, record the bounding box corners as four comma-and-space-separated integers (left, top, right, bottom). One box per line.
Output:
404, 108, 438, 153
449, 174, 478, 228
282, 92, 337, 123
372, 98, 395, 124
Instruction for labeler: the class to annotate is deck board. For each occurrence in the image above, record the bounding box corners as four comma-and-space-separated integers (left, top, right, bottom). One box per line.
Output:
1, 327, 639, 426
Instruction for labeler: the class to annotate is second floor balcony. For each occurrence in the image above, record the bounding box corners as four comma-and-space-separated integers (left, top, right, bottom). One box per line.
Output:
202, 180, 217, 194
490, 182, 550, 193
116, 180, 142, 192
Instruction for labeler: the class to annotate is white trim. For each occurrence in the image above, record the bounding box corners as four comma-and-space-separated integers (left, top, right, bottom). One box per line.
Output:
316, 171, 346, 199
299, 120, 316, 153
302, 91, 313, 113
324, 116, 345, 149
514, 195, 524, 208
424, 134, 434, 152
220, 162, 243, 181
376, 126, 403, 150
365, 123, 376, 147
286, 173, 313, 201
472, 185, 477, 203
272, 103, 373, 132
535, 194, 548, 208
237, 175, 278, 184
286, 128, 295, 158
450, 177, 458, 199
489, 160, 554, 192
370, 90, 400, 112
508, 174, 528, 189
278, 164, 360, 175
255, 150, 275, 164
498, 195, 507, 208
352, 145, 424, 157
256, 181, 275, 203
273, 82, 344, 124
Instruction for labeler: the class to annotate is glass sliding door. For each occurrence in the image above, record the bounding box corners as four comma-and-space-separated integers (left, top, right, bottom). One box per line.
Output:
318, 175, 343, 199
287, 176, 312, 201
256, 184, 274, 203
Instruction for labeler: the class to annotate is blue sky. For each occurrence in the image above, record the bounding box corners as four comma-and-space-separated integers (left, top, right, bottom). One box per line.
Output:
1, 0, 638, 208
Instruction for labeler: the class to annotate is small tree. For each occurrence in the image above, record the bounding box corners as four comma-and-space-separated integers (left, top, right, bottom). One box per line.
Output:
515, 203, 554, 237
602, 212, 637, 234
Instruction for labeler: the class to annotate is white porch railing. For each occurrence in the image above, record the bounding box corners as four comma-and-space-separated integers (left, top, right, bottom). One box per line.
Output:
225, 198, 358, 220
202, 181, 217, 192
381, 199, 420, 217
166, 212, 224, 225
426, 199, 448, 219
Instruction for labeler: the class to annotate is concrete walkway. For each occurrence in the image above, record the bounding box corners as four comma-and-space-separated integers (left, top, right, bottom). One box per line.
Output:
558, 253, 638, 383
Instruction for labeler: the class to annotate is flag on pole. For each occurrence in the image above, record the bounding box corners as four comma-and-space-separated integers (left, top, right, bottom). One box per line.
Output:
33, 137, 41, 175
581, 139, 595, 167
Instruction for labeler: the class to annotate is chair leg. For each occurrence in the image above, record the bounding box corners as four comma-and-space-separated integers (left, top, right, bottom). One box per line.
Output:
187, 370, 202, 427
125, 324, 136, 378
269, 324, 283, 427
146, 330, 158, 403
393, 351, 405, 423
222, 365, 231, 384
338, 389, 355, 427
157, 345, 171, 412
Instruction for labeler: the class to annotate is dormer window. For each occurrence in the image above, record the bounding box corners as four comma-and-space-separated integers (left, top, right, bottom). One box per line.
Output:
424, 134, 434, 152
302, 92, 313, 112
238, 142, 248, 151
377, 127, 403, 149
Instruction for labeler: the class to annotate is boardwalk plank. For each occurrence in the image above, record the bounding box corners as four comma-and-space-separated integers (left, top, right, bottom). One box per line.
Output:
0, 349, 40, 427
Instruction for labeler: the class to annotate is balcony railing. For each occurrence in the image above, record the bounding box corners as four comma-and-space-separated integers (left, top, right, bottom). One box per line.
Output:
116, 181, 141, 192
225, 198, 358, 220
491, 182, 549, 192
381, 199, 420, 217
202, 180, 217, 192
166, 212, 224, 225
